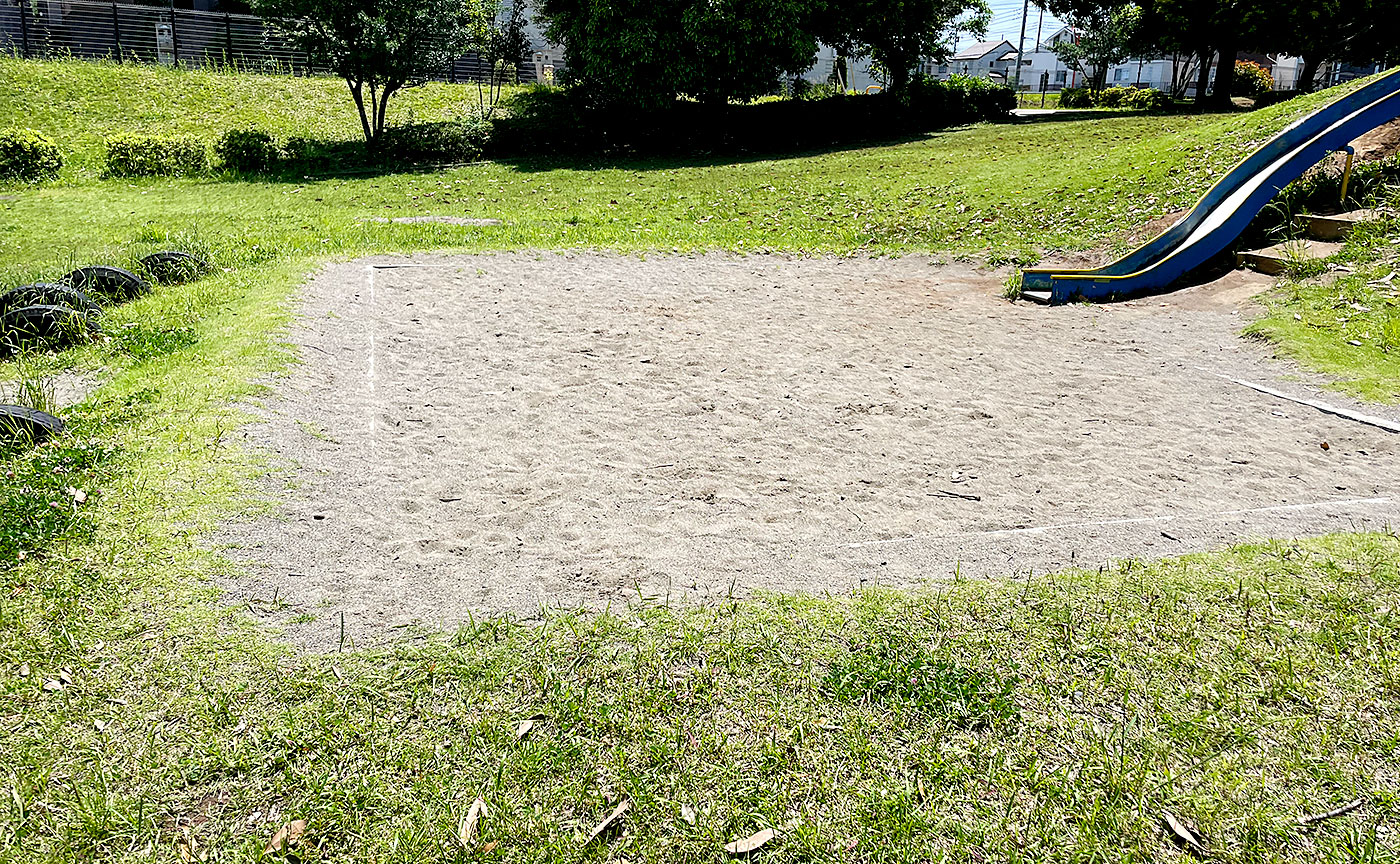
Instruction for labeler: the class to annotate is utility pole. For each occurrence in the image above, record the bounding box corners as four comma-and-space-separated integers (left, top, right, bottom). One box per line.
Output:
1013, 0, 1030, 90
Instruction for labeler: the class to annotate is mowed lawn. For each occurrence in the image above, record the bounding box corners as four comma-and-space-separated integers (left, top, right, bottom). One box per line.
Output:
0, 56, 1359, 283
0, 59, 1397, 864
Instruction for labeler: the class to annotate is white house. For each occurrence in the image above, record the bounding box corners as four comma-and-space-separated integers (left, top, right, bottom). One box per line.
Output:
930, 40, 1018, 82
1015, 25, 1210, 97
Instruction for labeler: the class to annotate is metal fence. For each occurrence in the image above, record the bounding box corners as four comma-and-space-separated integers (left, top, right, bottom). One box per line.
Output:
0, 0, 540, 83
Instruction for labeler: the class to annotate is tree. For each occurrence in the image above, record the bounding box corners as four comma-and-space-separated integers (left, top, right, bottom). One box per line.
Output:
820, 0, 991, 95
256, 0, 489, 143
538, 0, 819, 109
473, 1, 530, 116
1043, 0, 1141, 91
1260, 0, 1399, 92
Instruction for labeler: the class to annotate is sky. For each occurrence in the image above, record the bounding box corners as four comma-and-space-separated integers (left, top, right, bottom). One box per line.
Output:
959, 0, 1068, 52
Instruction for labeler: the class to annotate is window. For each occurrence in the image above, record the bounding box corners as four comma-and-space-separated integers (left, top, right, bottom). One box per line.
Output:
1113, 68, 1125, 82
1055, 70, 1067, 84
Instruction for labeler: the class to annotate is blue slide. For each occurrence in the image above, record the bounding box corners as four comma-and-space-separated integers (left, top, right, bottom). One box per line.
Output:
1021, 67, 1400, 304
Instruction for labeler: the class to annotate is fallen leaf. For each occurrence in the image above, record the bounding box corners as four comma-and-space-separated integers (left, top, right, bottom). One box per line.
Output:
725, 828, 777, 857
264, 819, 307, 855
94, 719, 106, 732
58, 669, 73, 684
458, 798, 488, 849
1161, 810, 1206, 856
480, 841, 498, 854
1321, 441, 1330, 451
18, 663, 29, 678
515, 719, 535, 740
679, 803, 697, 826
584, 799, 630, 846
42, 679, 63, 692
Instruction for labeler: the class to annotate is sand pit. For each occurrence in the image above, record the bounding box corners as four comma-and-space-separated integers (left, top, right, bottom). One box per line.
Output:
220, 253, 1400, 647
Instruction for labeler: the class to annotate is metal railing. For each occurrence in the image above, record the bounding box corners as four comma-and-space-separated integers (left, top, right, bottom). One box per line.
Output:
0, 0, 539, 83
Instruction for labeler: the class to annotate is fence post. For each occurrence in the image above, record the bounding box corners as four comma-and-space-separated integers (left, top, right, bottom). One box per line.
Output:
168, 3, 180, 67
224, 13, 233, 68
112, 2, 123, 62
18, 0, 29, 58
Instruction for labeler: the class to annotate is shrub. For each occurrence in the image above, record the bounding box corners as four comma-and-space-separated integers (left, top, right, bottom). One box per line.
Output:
1234, 60, 1274, 100
1059, 86, 1171, 111
1059, 87, 1093, 108
103, 133, 209, 178
1123, 87, 1173, 111
906, 75, 1015, 123
0, 128, 63, 182
378, 118, 492, 163
1095, 86, 1129, 108
215, 128, 280, 173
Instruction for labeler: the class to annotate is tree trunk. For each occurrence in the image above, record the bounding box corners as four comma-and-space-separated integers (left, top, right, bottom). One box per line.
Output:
348, 79, 373, 142
888, 60, 910, 95
1193, 49, 1213, 106
1207, 36, 1237, 108
1298, 55, 1322, 92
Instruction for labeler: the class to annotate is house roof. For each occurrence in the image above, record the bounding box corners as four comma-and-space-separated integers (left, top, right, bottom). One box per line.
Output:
996, 51, 1020, 62
952, 40, 1014, 61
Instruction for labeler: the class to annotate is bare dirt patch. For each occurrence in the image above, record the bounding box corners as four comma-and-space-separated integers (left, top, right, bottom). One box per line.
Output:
219, 253, 1400, 648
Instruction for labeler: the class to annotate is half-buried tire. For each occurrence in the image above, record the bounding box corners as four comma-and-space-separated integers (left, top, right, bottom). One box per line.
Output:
0, 283, 101, 318
1, 304, 98, 355
61, 265, 149, 302
0, 404, 65, 446
139, 251, 210, 285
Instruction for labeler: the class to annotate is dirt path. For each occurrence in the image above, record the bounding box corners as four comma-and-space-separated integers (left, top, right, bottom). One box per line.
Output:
218, 253, 1400, 648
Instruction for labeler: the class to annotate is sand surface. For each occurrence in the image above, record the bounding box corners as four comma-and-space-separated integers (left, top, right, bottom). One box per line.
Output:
218, 253, 1400, 648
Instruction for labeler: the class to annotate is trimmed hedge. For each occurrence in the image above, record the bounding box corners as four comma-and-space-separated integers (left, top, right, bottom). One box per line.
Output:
378, 118, 492, 163
490, 79, 1015, 158
1061, 86, 1173, 111
215, 128, 280, 173
103, 133, 209, 178
0, 128, 63, 182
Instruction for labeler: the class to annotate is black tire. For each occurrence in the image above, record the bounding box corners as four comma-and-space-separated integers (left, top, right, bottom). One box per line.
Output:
0, 404, 65, 446
0, 304, 98, 355
61, 265, 149, 302
0, 283, 101, 317
139, 250, 210, 285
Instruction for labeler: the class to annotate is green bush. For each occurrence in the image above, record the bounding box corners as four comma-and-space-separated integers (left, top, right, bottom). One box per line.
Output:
1059, 86, 1172, 111
1123, 88, 1173, 111
215, 128, 280, 173
378, 118, 492, 163
906, 74, 1016, 123
103, 133, 209, 178
1059, 87, 1093, 108
0, 128, 63, 181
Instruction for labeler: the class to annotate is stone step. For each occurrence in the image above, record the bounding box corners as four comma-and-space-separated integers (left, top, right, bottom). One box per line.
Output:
1300, 209, 1382, 241
1237, 239, 1343, 275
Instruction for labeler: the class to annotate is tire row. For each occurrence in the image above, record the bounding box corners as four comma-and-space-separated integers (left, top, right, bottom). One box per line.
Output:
1, 250, 209, 448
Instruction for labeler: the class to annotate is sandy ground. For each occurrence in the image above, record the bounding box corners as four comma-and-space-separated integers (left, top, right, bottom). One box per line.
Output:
218, 253, 1400, 649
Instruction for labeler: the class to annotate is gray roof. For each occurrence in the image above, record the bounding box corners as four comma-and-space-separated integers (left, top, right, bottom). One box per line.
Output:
952, 40, 1014, 61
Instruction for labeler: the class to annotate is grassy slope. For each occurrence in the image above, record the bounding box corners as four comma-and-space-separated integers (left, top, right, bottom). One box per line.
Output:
1246, 216, 1400, 403
0, 56, 1365, 282
1, 59, 1398, 862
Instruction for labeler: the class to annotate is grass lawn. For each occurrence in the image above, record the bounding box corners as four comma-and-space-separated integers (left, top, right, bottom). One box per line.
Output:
1, 58, 1398, 862
1246, 215, 1400, 403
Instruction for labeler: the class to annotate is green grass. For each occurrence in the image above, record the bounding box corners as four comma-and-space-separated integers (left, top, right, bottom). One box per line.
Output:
1247, 213, 1400, 403
0, 56, 1369, 283
2, 58, 1400, 862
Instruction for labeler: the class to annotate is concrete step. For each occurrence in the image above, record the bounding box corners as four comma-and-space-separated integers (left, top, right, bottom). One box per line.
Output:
1300, 209, 1382, 241
1237, 239, 1343, 275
